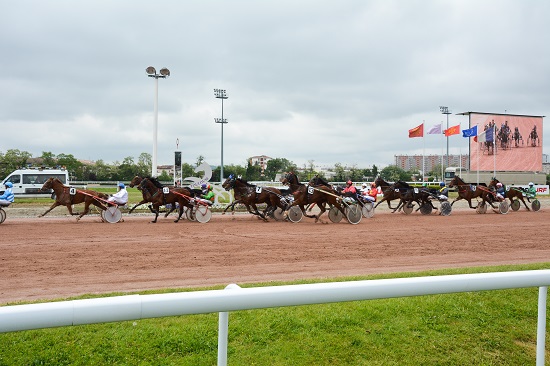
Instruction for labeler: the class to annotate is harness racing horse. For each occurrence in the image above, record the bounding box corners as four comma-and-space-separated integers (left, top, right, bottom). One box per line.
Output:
512, 127, 523, 147
39, 177, 109, 221
527, 125, 539, 147
448, 176, 490, 210
372, 177, 425, 213
281, 172, 346, 223
137, 177, 197, 223
489, 178, 531, 211
221, 175, 287, 220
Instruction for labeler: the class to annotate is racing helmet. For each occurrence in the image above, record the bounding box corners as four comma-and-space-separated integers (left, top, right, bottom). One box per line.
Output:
529, 182, 534, 186
370, 182, 376, 188
201, 183, 207, 189
439, 182, 445, 187
496, 182, 502, 188
362, 183, 367, 188
4, 182, 13, 188
207, 184, 212, 190
118, 182, 125, 189
346, 180, 352, 186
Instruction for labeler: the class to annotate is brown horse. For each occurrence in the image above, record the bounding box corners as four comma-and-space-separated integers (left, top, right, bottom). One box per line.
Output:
373, 177, 417, 212
137, 177, 197, 223
39, 177, 109, 221
489, 178, 530, 211
281, 172, 346, 223
448, 176, 490, 209
221, 175, 286, 220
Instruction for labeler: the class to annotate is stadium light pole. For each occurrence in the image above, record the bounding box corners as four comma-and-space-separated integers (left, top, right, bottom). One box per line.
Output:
146, 66, 170, 177
440, 106, 451, 168
214, 89, 228, 184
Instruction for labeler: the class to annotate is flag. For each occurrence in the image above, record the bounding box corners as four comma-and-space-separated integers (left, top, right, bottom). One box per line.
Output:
444, 124, 460, 137
408, 123, 424, 138
427, 123, 442, 135
462, 125, 477, 138
477, 127, 494, 143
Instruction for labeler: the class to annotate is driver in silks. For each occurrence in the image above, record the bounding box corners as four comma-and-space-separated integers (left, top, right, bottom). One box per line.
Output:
341, 180, 359, 202
199, 183, 215, 205
438, 182, 449, 201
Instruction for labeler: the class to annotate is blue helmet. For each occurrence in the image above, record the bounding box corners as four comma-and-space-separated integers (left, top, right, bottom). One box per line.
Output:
440, 182, 445, 187
118, 182, 125, 189
201, 183, 207, 189
4, 182, 13, 188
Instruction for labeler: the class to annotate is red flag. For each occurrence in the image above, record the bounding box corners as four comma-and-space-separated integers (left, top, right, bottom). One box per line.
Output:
408, 123, 424, 138
444, 124, 460, 137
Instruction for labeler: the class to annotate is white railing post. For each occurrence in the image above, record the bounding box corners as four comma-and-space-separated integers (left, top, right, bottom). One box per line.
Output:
536, 286, 547, 366
218, 284, 241, 366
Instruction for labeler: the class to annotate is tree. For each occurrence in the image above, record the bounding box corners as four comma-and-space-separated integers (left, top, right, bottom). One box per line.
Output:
380, 165, 410, 182
264, 158, 296, 181
0, 149, 33, 178
40, 151, 57, 167
137, 153, 151, 177
333, 163, 346, 182
181, 163, 194, 179
245, 161, 262, 181
158, 170, 172, 182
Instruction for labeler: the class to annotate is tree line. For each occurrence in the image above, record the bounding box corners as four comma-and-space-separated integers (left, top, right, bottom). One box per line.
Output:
1, 148, 438, 183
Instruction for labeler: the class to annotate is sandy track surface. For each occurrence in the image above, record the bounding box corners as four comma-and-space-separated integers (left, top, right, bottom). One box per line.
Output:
1, 200, 548, 304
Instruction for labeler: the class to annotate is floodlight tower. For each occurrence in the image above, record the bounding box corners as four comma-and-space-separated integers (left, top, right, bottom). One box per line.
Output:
214, 89, 228, 184
146, 66, 170, 177
440, 106, 451, 168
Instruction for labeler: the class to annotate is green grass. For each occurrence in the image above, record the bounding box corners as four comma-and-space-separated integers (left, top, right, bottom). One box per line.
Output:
1, 263, 549, 365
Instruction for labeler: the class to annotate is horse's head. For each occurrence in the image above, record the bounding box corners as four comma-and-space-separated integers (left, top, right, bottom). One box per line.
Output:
374, 176, 388, 188
448, 175, 464, 188
40, 177, 56, 191
221, 174, 236, 191
129, 176, 142, 188
281, 172, 299, 186
489, 177, 500, 188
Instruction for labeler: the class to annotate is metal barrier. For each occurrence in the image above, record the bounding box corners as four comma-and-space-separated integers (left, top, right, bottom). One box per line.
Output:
1, 270, 548, 365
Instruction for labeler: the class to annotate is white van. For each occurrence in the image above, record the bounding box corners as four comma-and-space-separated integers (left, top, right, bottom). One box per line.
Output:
1, 168, 70, 196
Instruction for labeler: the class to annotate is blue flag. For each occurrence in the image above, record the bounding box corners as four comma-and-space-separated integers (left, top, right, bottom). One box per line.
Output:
462, 125, 477, 138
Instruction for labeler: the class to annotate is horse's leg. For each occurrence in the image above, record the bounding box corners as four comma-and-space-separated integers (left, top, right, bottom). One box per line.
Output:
251, 203, 267, 221
150, 203, 161, 223
39, 202, 62, 217
128, 199, 149, 214
314, 202, 328, 223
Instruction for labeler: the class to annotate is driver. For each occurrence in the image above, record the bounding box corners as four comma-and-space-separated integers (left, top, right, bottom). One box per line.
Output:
108, 182, 128, 205
527, 182, 537, 198
341, 180, 358, 201
495, 182, 505, 201
438, 182, 448, 201
361, 182, 378, 203
199, 183, 215, 205
0, 182, 14, 206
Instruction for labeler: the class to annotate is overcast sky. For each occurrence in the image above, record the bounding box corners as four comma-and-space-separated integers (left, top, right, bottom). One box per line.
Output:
1, 0, 549, 170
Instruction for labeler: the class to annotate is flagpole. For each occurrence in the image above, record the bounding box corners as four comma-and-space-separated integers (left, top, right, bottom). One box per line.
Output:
493, 125, 497, 178
477, 124, 480, 184
422, 120, 425, 182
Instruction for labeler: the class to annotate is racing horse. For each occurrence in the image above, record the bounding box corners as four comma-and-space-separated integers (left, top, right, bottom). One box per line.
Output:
372, 177, 425, 212
39, 177, 109, 221
222, 175, 287, 220
137, 177, 197, 223
448, 176, 490, 209
527, 125, 539, 147
489, 177, 531, 211
512, 127, 523, 147
281, 172, 346, 223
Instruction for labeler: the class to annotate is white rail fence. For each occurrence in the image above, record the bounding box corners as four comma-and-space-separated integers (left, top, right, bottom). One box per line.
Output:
1, 270, 549, 366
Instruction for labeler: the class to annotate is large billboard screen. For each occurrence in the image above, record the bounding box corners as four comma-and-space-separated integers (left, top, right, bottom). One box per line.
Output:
469, 113, 543, 171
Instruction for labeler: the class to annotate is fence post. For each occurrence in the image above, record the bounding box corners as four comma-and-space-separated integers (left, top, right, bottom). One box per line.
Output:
536, 286, 547, 366
218, 284, 241, 366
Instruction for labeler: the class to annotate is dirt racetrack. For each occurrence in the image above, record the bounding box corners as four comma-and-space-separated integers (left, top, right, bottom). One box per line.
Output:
1, 201, 549, 304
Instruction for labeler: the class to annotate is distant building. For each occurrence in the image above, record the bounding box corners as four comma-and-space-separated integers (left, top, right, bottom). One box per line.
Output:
248, 155, 272, 171
156, 164, 174, 177
395, 154, 469, 172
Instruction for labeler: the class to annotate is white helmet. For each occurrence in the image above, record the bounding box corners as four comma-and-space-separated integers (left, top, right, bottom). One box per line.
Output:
496, 182, 502, 188
529, 182, 534, 186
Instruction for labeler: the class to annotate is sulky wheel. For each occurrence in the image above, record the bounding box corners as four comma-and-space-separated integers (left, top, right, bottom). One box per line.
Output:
476, 201, 487, 214
510, 199, 520, 211
345, 205, 362, 225
439, 201, 452, 216
328, 206, 344, 223
287, 206, 303, 223
361, 202, 375, 218
498, 200, 509, 215
194, 205, 212, 223
532, 199, 541, 212
402, 202, 414, 215
419, 204, 432, 215
0, 208, 6, 224
186, 208, 196, 221
272, 207, 285, 221
103, 207, 122, 223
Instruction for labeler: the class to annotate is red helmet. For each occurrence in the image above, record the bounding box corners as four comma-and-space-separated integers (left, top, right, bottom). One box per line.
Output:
370, 182, 376, 188
346, 180, 352, 186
